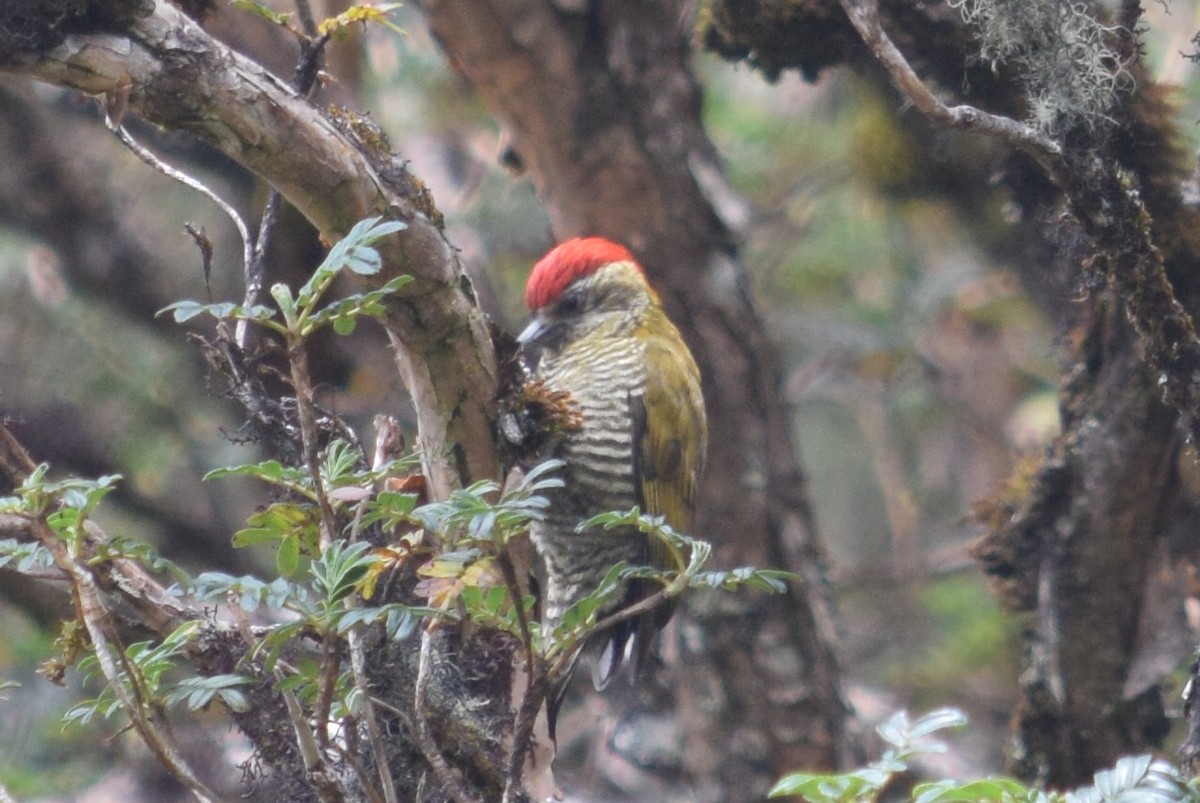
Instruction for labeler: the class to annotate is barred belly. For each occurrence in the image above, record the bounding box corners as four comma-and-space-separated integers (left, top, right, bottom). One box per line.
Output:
532, 336, 646, 626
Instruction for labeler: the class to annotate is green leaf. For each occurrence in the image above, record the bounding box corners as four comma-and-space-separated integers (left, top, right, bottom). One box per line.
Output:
277, 533, 301, 577
232, 527, 284, 548
913, 778, 1031, 803
877, 710, 912, 747
0, 539, 54, 573
230, 0, 293, 25
275, 673, 309, 695
156, 299, 276, 324
908, 707, 969, 739
768, 771, 865, 800
320, 439, 365, 487
302, 275, 412, 336
485, 584, 508, 613
689, 567, 793, 593
157, 299, 209, 322
388, 606, 420, 640
311, 540, 376, 606
206, 459, 314, 499
459, 584, 484, 609
298, 217, 408, 310
318, 4, 405, 38
373, 491, 418, 516
345, 247, 382, 275
333, 314, 357, 335
271, 282, 298, 326
205, 460, 288, 483
555, 562, 626, 637
233, 502, 319, 548
164, 674, 252, 713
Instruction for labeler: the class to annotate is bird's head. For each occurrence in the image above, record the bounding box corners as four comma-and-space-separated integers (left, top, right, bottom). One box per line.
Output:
518, 237, 659, 354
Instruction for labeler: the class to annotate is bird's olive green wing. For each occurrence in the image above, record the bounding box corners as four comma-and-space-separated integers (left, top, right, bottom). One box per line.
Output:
605, 322, 706, 682
632, 326, 707, 571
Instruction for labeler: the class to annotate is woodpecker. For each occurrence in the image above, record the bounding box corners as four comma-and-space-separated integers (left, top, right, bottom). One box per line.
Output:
518, 237, 707, 729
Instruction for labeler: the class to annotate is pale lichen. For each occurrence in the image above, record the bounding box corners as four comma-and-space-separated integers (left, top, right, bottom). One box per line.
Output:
948, 0, 1134, 135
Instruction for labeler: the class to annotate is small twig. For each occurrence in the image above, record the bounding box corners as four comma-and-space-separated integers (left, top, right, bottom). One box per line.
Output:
285, 334, 339, 549
108, 124, 254, 297
294, 0, 320, 37
501, 656, 548, 803
34, 520, 221, 803
413, 629, 483, 803
313, 632, 343, 750
836, 0, 1065, 180
295, 32, 333, 97
184, 223, 215, 302
348, 626, 399, 803
240, 9, 330, 347
331, 740, 388, 803
496, 545, 541, 799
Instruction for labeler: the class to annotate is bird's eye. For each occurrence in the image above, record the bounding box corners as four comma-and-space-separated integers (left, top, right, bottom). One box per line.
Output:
557, 289, 585, 315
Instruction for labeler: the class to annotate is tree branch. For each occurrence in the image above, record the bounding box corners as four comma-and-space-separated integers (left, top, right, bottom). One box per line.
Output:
4, 0, 500, 500
32, 517, 222, 803
413, 629, 483, 803
836, 0, 1200, 457
836, 0, 1063, 173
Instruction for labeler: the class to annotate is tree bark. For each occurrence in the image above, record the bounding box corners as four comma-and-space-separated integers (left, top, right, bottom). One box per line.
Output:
1, 4, 514, 800
3, 0, 500, 499
704, 0, 1199, 786
976, 294, 1180, 785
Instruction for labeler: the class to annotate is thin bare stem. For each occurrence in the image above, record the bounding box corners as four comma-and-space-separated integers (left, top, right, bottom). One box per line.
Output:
278, 671, 347, 803
227, 601, 344, 803
501, 656, 548, 803
414, 630, 483, 803
241, 22, 330, 348
108, 124, 254, 299
496, 545, 542, 800
836, 0, 1065, 179
286, 334, 339, 549
33, 520, 221, 803
241, 189, 281, 347
314, 632, 343, 751
348, 627, 399, 803
331, 740, 388, 803
344, 475, 399, 803
497, 549, 535, 684
294, 0, 320, 37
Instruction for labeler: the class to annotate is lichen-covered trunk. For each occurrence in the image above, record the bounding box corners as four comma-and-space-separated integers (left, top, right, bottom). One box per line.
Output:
975, 293, 1179, 786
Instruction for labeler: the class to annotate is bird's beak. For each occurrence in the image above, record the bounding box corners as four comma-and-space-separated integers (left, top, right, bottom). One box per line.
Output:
518, 317, 548, 347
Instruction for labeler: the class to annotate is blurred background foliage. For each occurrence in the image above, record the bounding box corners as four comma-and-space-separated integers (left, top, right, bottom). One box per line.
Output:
3, 1, 1200, 798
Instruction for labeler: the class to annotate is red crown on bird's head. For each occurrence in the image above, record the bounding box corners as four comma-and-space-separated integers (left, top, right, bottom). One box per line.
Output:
524, 237, 641, 311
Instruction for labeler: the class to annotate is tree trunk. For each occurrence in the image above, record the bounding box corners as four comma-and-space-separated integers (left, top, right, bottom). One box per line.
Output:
426, 1, 857, 798
704, 0, 1199, 786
